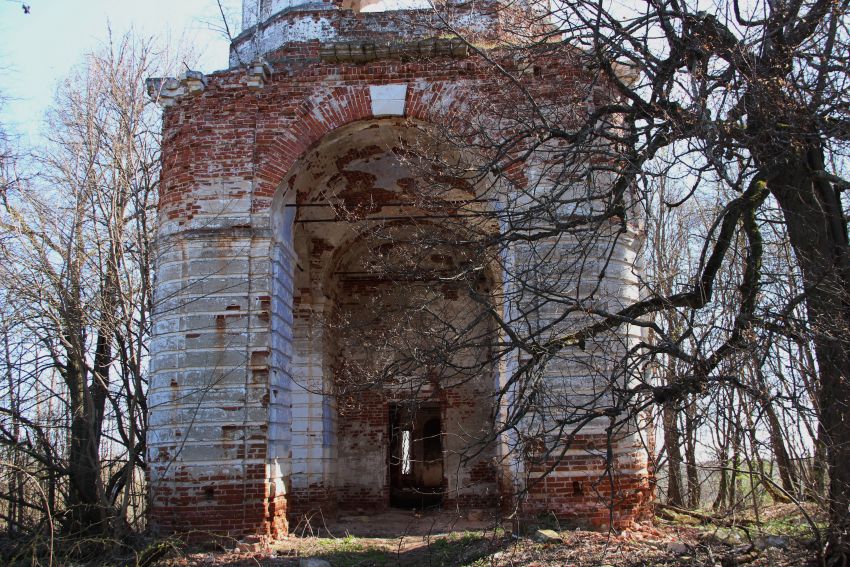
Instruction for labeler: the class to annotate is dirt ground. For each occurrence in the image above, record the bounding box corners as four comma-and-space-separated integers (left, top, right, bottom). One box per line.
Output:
157, 504, 819, 567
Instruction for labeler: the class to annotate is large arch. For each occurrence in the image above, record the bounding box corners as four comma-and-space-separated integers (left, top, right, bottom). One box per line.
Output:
249, 81, 485, 211
268, 118, 508, 522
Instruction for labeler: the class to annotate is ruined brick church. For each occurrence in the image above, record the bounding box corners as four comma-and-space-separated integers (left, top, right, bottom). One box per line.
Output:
146, 0, 651, 537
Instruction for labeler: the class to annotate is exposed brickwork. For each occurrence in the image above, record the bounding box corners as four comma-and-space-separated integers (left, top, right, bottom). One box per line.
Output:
522, 433, 653, 530
149, 466, 279, 538
147, 1, 651, 539
286, 484, 336, 526
335, 390, 390, 512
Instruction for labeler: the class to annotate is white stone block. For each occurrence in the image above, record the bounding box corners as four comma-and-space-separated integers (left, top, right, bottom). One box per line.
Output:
370, 84, 407, 116
292, 405, 311, 419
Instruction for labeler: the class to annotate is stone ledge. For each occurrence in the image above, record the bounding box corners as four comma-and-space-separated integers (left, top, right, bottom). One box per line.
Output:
319, 38, 469, 63
146, 70, 207, 107
244, 59, 274, 89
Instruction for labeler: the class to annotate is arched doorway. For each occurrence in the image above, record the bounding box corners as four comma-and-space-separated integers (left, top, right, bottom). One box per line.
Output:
270, 119, 503, 519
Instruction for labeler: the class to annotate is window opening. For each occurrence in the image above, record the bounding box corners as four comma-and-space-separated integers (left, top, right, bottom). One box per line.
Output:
401, 430, 412, 475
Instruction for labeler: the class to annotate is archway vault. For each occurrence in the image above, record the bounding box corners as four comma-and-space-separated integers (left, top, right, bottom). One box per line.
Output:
269, 118, 506, 520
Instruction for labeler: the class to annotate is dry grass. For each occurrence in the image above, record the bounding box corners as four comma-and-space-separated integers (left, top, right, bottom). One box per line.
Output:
156, 504, 820, 567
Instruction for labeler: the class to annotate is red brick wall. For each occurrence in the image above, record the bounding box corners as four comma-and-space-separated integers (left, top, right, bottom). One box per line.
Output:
150, 15, 649, 537
522, 433, 652, 530
158, 52, 597, 227
149, 465, 280, 538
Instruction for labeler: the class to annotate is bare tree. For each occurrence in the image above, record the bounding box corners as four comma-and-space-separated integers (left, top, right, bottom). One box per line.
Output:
333, 0, 850, 561
0, 32, 175, 542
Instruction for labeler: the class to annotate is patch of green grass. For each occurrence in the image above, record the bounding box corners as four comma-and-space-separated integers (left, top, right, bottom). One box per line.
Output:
426, 532, 492, 566
309, 535, 394, 566
287, 530, 505, 566
316, 533, 365, 551
694, 507, 826, 546
758, 514, 826, 538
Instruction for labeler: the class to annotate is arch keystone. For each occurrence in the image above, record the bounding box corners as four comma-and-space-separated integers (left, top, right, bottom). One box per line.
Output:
369, 84, 408, 117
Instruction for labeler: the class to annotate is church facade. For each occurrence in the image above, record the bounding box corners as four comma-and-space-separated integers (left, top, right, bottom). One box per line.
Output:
146, 0, 651, 537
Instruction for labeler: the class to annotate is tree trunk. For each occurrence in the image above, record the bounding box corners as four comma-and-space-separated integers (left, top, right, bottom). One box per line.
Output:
742, 401, 769, 516
730, 424, 740, 508
663, 397, 685, 507
751, 366, 798, 497
65, 352, 106, 536
684, 397, 701, 509
3, 324, 23, 534
762, 395, 797, 497
766, 146, 850, 560
813, 421, 828, 499
713, 388, 735, 511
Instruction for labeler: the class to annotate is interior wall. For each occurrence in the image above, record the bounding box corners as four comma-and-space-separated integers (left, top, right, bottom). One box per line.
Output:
330, 247, 500, 510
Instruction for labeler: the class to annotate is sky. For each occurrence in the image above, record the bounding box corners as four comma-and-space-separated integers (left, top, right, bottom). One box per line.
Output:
0, 0, 238, 143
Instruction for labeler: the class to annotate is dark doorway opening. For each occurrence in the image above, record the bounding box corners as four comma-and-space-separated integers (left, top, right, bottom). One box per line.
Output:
389, 404, 443, 509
